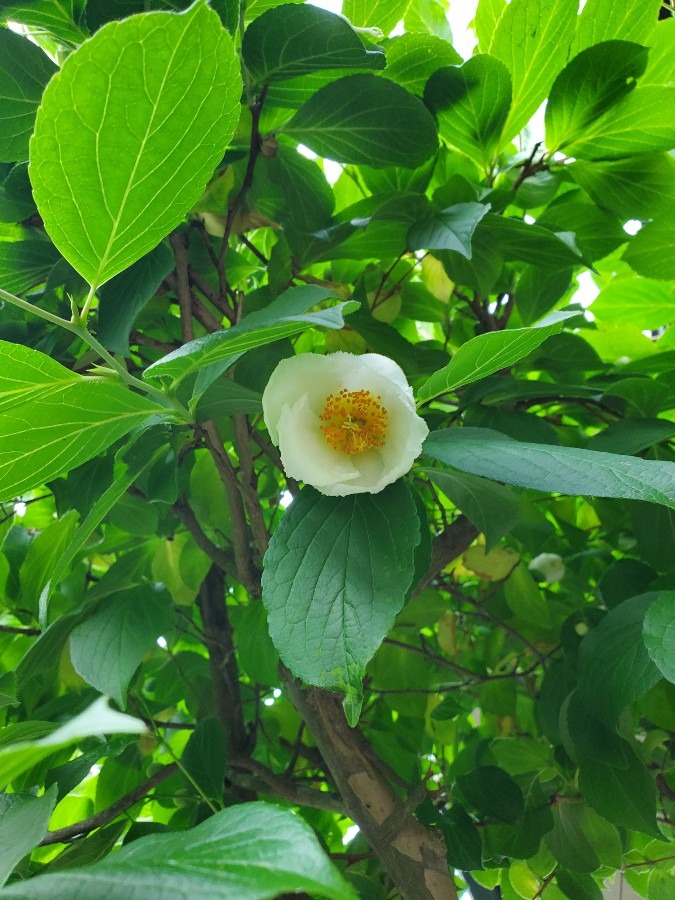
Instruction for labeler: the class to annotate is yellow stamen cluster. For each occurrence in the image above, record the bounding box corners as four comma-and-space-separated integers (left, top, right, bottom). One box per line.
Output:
320, 388, 389, 455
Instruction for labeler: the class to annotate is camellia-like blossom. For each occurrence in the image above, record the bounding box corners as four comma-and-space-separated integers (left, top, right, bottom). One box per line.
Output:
262, 352, 429, 496
528, 552, 566, 584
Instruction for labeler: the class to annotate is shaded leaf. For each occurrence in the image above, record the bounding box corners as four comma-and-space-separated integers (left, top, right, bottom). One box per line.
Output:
643, 591, 675, 684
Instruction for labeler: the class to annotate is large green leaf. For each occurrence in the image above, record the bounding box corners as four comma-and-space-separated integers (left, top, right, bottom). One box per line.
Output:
643, 591, 675, 684
417, 312, 573, 403
70, 584, 173, 707
0, 0, 88, 45
144, 285, 355, 386
479, 214, 584, 267
579, 747, 660, 837
261, 482, 419, 695
407, 202, 490, 257
343, 0, 412, 36
98, 242, 175, 354
623, 218, 675, 281
545, 803, 622, 873
0, 380, 165, 503
456, 766, 524, 824
30, 1, 241, 287
242, 4, 384, 83
0, 29, 57, 163
283, 74, 438, 168
578, 594, 662, 726
486, 0, 578, 141
570, 0, 660, 55
568, 153, 675, 220
545, 41, 649, 153
0, 240, 60, 294
19, 510, 79, 617
423, 428, 675, 509
0, 697, 146, 791
419, 467, 519, 551
590, 277, 675, 330
0, 803, 355, 900
380, 33, 461, 94
424, 55, 512, 169
0, 339, 81, 413
514, 265, 573, 326
0, 787, 57, 887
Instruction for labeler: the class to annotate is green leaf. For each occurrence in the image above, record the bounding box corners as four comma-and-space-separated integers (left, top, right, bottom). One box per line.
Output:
407, 202, 490, 257
380, 33, 461, 95
0, 697, 146, 791
181, 717, 227, 803
504, 563, 553, 629
0, 29, 57, 163
261, 482, 419, 694
479, 214, 584, 267
590, 277, 675, 330
438, 805, 484, 871
456, 765, 524, 824
0, 1, 88, 45
424, 428, 675, 510
0, 339, 82, 413
69, 583, 173, 707
98, 243, 175, 355
623, 219, 675, 281
283, 74, 438, 169
404, 0, 452, 41
30, 1, 241, 287
578, 593, 661, 726
545, 803, 622, 873
568, 153, 675, 220
536, 200, 626, 263
0, 803, 355, 900
242, 4, 384, 83
514, 265, 573, 326
343, 0, 412, 36
19, 509, 79, 617
486, 0, 578, 141
424, 55, 512, 169
556, 868, 602, 900
0, 239, 60, 294
571, 0, 660, 55
419, 467, 519, 551
144, 285, 354, 386
0, 673, 17, 710
579, 747, 660, 837
588, 418, 675, 456
643, 591, 675, 684
0, 786, 58, 887
545, 41, 649, 153
417, 312, 573, 403
255, 143, 335, 232
0, 381, 165, 504
195, 379, 263, 421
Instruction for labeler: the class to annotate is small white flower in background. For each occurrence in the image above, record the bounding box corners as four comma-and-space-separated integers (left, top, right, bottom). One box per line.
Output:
262, 352, 429, 497
529, 552, 566, 584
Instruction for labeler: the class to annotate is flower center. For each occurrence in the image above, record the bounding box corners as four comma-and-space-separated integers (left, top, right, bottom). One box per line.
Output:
320, 388, 389, 455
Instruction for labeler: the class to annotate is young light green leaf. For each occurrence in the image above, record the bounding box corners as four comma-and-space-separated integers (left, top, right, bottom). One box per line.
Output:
343, 0, 412, 36
623, 218, 675, 281
0, 1, 88, 46
423, 428, 675, 510
424, 56, 512, 169
0, 381, 166, 504
144, 285, 354, 386
30, 1, 241, 287
590, 277, 675, 330
0, 697, 146, 791
0, 803, 355, 900
486, 0, 578, 141
380, 33, 462, 95
545, 41, 649, 153
417, 312, 574, 403
283, 74, 438, 168
242, 4, 384, 83
262, 482, 420, 694
407, 202, 490, 257
0, 29, 57, 163
70, 584, 174, 707
0, 787, 58, 887
19, 510, 79, 617
570, 0, 660, 55
642, 591, 675, 684
419, 467, 519, 551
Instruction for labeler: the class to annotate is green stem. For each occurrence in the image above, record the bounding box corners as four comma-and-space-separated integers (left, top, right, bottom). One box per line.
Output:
0, 286, 192, 422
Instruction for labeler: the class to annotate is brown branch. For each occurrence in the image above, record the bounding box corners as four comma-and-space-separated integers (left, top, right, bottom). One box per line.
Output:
233, 415, 269, 557
202, 422, 259, 597
415, 515, 479, 593
188, 266, 235, 323
174, 495, 236, 575
169, 232, 194, 343
285, 676, 457, 900
239, 234, 269, 266
229, 756, 344, 814
0, 624, 41, 636
40, 763, 179, 845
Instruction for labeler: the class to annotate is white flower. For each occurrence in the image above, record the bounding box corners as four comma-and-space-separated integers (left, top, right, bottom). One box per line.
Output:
528, 552, 566, 584
262, 352, 429, 497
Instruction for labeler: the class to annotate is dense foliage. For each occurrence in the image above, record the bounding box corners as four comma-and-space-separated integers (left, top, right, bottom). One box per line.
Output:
0, 1, 674, 898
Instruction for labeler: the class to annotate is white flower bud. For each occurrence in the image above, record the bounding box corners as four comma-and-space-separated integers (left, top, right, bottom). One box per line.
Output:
262, 352, 429, 496
528, 552, 566, 584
